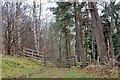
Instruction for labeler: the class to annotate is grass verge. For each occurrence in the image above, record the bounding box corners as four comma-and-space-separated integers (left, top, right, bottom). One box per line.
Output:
1, 55, 49, 78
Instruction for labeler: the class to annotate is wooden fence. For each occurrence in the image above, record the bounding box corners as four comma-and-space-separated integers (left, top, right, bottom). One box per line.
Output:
22, 47, 89, 67
22, 47, 47, 66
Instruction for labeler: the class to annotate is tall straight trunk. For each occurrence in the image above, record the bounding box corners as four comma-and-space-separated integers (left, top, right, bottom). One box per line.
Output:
88, 2, 109, 64
91, 23, 97, 64
107, 38, 110, 60
49, 27, 55, 61
74, 2, 80, 62
32, 0, 39, 52
7, 27, 11, 55
0, 5, 2, 77
38, 0, 42, 50
109, 25, 115, 64
56, 33, 63, 67
16, 0, 21, 52
59, 35, 62, 67
0, 5, 2, 54
65, 32, 70, 68
74, 2, 86, 67
109, 21, 115, 64
68, 35, 71, 57
92, 36, 96, 64
109, 2, 115, 65
5, 3, 11, 55
6, 11, 11, 55
63, 22, 70, 68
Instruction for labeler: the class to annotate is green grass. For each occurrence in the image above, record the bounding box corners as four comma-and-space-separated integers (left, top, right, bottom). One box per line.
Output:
32, 68, 66, 78
1, 55, 97, 78
32, 67, 95, 78
63, 68, 94, 78
1, 55, 49, 78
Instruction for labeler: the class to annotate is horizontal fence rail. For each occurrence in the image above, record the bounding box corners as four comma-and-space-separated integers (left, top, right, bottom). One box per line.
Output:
22, 47, 90, 67
22, 47, 47, 66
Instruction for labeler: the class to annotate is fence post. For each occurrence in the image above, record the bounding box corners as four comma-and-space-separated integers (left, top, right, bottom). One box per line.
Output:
31, 51, 34, 59
22, 47, 47, 65
43, 54, 46, 66
74, 56, 76, 67
22, 47, 25, 56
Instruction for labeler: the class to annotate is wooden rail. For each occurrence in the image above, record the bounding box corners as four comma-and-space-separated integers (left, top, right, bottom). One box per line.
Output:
22, 47, 47, 66
22, 47, 89, 67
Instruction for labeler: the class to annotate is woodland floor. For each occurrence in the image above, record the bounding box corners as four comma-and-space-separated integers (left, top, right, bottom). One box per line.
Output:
1, 55, 119, 79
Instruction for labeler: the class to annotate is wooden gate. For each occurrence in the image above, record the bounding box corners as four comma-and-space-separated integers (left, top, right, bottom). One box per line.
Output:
22, 47, 47, 66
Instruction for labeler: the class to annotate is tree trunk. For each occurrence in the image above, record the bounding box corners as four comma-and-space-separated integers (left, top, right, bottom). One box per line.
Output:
38, 0, 42, 51
59, 34, 62, 67
63, 22, 70, 68
74, 2, 80, 62
74, 2, 86, 67
88, 2, 109, 64
16, 0, 21, 53
32, 0, 39, 52
92, 36, 96, 64
0, 6, 2, 54
109, 2, 115, 65
7, 18, 11, 55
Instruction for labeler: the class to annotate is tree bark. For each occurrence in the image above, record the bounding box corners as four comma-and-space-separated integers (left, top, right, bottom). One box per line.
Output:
109, 2, 115, 65
0, 4, 2, 54
74, 2, 86, 67
16, 0, 21, 53
63, 22, 70, 68
38, 0, 42, 51
32, 0, 39, 52
88, 2, 109, 64
92, 36, 96, 64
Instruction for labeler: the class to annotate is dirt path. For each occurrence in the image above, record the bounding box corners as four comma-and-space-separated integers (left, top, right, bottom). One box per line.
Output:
16, 68, 57, 79
51, 68, 69, 78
